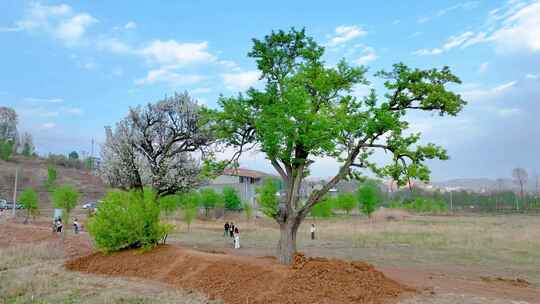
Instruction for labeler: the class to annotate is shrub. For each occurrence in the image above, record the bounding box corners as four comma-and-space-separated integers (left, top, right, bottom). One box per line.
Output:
199, 188, 222, 216
88, 188, 172, 252
178, 191, 200, 231
51, 184, 80, 225
357, 182, 380, 219
223, 186, 241, 210
0, 140, 14, 161
158, 194, 181, 215
19, 188, 39, 223
256, 178, 279, 218
46, 164, 57, 190
335, 192, 356, 215
311, 197, 335, 218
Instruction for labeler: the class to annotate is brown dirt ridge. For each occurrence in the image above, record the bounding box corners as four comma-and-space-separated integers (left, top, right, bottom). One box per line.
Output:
66, 245, 414, 304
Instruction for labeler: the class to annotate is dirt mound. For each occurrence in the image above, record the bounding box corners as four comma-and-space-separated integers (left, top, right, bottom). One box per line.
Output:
66, 245, 413, 304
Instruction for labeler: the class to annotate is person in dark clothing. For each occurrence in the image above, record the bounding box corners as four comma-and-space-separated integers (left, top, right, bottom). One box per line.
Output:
229, 222, 235, 237
55, 218, 63, 233
310, 223, 316, 240
224, 222, 230, 237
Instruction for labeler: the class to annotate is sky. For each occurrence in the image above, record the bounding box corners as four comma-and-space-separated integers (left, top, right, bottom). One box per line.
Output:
1, 0, 539, 181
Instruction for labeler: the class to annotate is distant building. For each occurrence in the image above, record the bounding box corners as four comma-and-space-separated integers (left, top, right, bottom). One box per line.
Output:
204, 168, 274, 207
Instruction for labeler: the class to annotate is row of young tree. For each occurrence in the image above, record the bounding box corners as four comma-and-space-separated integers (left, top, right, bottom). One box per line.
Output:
94, 28, 468, 264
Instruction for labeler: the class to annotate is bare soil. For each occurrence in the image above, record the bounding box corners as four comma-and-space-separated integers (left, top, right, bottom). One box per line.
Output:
66, 245, 413, 304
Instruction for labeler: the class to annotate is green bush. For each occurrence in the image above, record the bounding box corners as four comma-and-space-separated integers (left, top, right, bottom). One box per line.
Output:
19, 188, 39, 223
88, 188, 172, 252
51, 184, 80, 223
0, 140, 14, 161
335, 192, 356, 215
199, 188, 223, 216
357, 181, 380, 218
311, 197, 335, 218
223, 186, 241, 210
256, 178, 279, 218
46, 164, 57, 190
387, 197, 448, 214
178, 191, 200, 231
158, 194, 181, 215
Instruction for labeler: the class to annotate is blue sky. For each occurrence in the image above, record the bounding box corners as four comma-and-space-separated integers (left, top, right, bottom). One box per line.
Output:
1, 0, 539, 180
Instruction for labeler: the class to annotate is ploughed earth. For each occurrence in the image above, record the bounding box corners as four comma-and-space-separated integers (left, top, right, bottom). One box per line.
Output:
66, 245, 414, 304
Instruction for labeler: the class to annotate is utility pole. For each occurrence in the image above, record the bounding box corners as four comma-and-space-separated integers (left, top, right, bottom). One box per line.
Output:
12, 166, 18, 218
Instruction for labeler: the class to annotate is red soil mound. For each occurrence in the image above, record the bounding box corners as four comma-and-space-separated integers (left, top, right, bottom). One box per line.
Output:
66, 245, 414, 304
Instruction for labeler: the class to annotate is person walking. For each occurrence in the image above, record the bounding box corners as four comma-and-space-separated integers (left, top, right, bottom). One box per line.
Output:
224, 222, 230, 237
310, 223, 316, 240
234, 226, 240, 249
55, 218, 63, 233
229, 222, 235, 238
73, 218, 80, 234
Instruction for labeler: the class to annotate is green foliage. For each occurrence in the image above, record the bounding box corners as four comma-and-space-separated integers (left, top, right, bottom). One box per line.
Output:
400, 197, 448, 214
51, 184, 80, 221
22, 142, 33, 158
310, 197, 335, 218
46, 164, 57, 190
68, 151, 79, 160
158, 194, 181, 215
88, 189, 172, 252
357, 182, 380, 218
256, 178, 279, 218
199, 188, 223, 215
19, 188, 39, 222
242, 201, 253, 221
0, 140, 14, 161
335, 192, 356, 215
222, 186, 241, 210
210, 28, 466, 223
178, 191, 200, 231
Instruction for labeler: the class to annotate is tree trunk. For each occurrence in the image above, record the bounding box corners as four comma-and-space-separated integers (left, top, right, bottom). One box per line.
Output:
277, 217, 301, 265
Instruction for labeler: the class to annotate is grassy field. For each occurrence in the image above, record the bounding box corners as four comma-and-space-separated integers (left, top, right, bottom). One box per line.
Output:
2, 213, 539, 304
170, 213, 540, 284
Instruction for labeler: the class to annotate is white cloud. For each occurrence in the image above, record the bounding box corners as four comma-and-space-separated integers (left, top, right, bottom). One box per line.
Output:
418, 1, 480, 24
478, 62, 489, 73
413, 31, 474, 56
327, 25, 367, 46
354, 47, 378, 65
135, 68, 203, 87
221, 71, 260, 91
42, 122, 57, 129
55, 13, 97, 44
16, 3, 97, 45
139, 40, 216, 66
124, 21, 137, 30
489, 0, 540, 53
23, 97, 64, 103
525, 73, 539, 80
460, 80, 517, 100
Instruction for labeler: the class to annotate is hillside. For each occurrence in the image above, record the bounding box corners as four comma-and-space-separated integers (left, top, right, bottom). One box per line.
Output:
0, 157, 106, 215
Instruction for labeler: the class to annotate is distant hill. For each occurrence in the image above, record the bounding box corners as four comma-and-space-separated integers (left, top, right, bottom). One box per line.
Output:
0, 157, 106, 215
431, 178, 535, 192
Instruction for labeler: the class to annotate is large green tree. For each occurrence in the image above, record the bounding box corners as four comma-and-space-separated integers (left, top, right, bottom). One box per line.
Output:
212, 28, 466, 264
